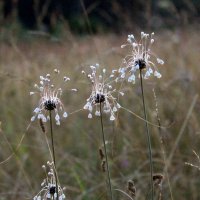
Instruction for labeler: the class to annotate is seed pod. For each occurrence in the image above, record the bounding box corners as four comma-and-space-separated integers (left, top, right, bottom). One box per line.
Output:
153, 173, 164, 186
99, 148, 105, 160
101, 160, 106, 172
39, 118, 46, 133
127, 180, 136, 198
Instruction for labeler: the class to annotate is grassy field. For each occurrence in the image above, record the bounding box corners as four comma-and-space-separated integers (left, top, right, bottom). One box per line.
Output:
0, 26, 200, 200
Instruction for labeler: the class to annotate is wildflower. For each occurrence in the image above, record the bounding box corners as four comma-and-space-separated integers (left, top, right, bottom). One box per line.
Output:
30, 69, 76, 125
83, 64, 122, 121
33, 162, 66, 200
118, 32, 164, 83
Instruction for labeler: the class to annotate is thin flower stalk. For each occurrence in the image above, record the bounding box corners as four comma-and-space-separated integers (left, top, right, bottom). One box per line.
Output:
83, 64, 123, 200
49, 110, 59, 200
117, 32, 165, 200
139, 69, 154, 200
30, 69, 75, 200
100, 102, 114, 200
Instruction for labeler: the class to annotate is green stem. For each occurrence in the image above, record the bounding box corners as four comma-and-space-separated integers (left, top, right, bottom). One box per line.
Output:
49, 111, 59, 200
99, 103, 114, 200
139, 69, 154, 200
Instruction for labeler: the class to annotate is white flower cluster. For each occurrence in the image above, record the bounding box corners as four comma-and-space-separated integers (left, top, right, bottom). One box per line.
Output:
83, 64, 123, 121
33, 162, 66, 200
30, 69, 76, 125
118, 32, 164, 83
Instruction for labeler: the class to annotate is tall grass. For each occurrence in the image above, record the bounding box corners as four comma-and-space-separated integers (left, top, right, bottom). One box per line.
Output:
0, 27, 200, 199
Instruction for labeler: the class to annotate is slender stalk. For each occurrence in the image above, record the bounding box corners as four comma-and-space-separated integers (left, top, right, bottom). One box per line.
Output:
139, 69, 154, 200
49, 111, 59, 200
153, 89, 173, 200
99, 103, 114, 200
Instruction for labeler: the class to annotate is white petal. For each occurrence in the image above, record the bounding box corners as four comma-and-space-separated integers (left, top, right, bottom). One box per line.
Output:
63, 112, 68, 118
55, 114, 60, 121
39, 87, 43, 92
88, 105, 93, 112
95, 111, 100, 116
113, 106, 117, 112
34, 107, 40, 113
30, 92, 35, 95
149, 68, 153, 74
110, 115, 115, 121
121, 72, 126, 78
37, 113, 43, 119
157, 58, 164, 65
117, 103, 121, 108
71, 88, 77, 92
154, 71, 162, 78
144, 71, 151, 79
119, 92, 124, 96
83, 102, 90, 110
59, 196, 63, 200
37, 196, 41, 200
88, 113, 92, 118
128, 74, 135, 83
135, 64, 139, 70
42, 116, 47, 122
31, 116, 36, 122
63, 76, 70, 82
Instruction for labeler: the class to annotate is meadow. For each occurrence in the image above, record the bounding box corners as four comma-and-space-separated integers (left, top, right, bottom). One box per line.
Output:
0, 26, 200, 200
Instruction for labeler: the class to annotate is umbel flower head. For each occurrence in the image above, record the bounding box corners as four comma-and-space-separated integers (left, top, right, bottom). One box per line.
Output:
30, 69, 77, 125
33, 161, 66, 200
118, 32, 164, 83
83, 64, 123, 121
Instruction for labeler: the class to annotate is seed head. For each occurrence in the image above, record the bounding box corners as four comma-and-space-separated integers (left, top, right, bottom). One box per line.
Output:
33, 162, 66, 200
118, 32, 164, 83
127, 180, 136, 198
30, 69, 76, 125
83, 64, 123, 121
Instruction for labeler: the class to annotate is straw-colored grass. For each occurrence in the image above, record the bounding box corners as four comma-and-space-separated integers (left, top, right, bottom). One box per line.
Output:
0, 27, 200, 199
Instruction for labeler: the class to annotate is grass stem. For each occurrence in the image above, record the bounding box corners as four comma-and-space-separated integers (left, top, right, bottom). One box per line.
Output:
99, 103, 114, 200
139, 69, 154, 200
49, 111, 59, 200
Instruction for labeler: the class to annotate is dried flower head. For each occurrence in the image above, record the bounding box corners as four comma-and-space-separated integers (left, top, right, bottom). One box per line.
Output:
118, 32, 164, 83
33, 161, 66, 200
30, 69, 76, 125
153, 173, 164, 187
83, 64, 123, 121
127, 180, 136, 198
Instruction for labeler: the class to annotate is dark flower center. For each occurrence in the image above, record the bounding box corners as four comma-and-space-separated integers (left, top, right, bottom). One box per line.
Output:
44, 100, 56, 111
95, 93, 105, 104
135, 59, 146, 70
49, 186, 56, 195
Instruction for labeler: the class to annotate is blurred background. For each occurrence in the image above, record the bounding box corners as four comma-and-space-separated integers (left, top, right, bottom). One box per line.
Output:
1, 0, 200, 35
0, 0, 200, 200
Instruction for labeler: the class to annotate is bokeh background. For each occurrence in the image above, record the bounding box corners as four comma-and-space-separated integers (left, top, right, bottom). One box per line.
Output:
0, 0, 200, 199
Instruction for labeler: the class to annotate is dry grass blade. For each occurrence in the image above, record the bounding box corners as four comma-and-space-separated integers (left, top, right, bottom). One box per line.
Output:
166, 94, 199, 170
